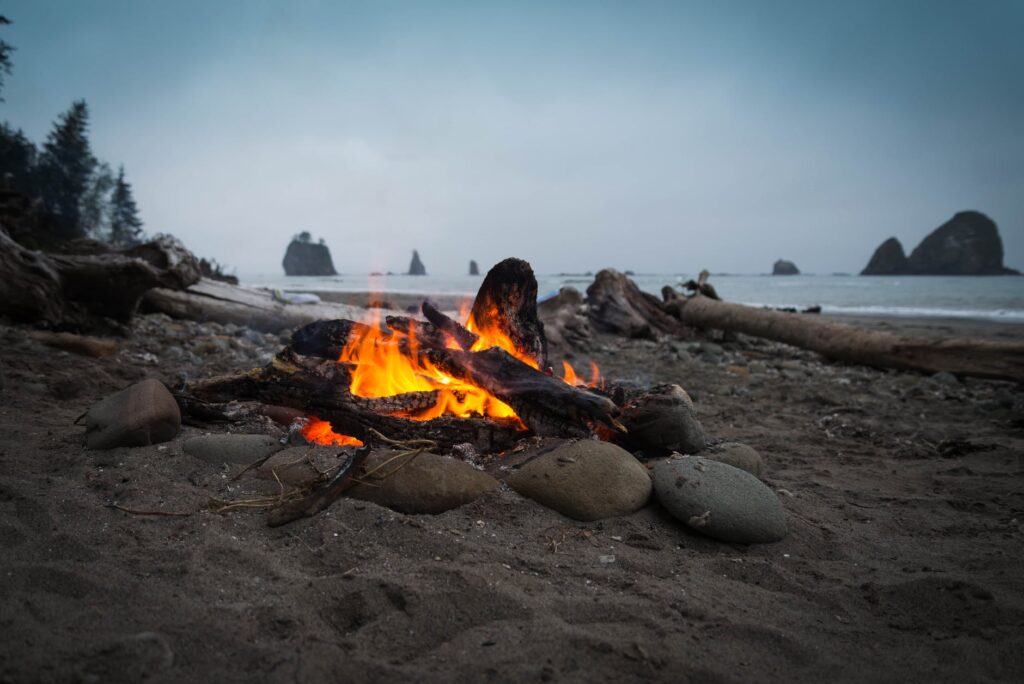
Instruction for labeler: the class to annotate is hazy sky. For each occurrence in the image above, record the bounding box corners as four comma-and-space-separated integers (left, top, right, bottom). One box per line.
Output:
3, 0, 1022, 275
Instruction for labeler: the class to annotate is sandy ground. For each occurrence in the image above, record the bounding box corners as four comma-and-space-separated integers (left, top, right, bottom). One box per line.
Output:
1, 309, 1023, 683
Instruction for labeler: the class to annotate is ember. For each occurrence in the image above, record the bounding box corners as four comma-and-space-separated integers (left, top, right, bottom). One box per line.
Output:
301, 416, 364, 447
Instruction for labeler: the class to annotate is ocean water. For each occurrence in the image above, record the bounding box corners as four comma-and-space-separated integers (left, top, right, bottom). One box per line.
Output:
240, 272, 1024, 322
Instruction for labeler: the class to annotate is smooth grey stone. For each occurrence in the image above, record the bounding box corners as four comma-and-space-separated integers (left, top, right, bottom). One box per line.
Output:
509, 440, 651, 521
184, 433, 283, 465
704, 442, 764, 478
84, 379, 180, 450
618, 384, 705, 456
653, 455, 787, 543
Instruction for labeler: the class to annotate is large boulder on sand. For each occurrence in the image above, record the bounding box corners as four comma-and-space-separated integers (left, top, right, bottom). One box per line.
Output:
282, 236, 337, 276
861, 237, 909, 275
907, 211, 1018, 275
772, 259, 800, 275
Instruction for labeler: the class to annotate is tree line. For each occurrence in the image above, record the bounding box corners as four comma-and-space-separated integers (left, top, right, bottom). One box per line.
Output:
0, 16, 143, 249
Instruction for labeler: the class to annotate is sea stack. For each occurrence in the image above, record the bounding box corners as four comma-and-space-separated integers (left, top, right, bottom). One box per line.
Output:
469, 260, 480, 276
772, 259, 799, 275
861, 237, 908, 275
408, 250, 427, 276
860, 211, 1019, 275
282, 232, 337, 276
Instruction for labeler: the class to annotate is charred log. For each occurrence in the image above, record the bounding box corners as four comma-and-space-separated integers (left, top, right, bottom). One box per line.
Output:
422, 301, 479, 351
184, 350, 523, 452
470, 258, 548, 368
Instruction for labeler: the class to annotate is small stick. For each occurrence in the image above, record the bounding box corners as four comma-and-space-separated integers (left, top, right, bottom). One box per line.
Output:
107, 503, 195, 517
266, 445, 371, 527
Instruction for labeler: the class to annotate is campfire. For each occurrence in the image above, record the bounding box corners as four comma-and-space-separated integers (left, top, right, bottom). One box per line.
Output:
175, 257, 710, 526
185, 258, 628, 453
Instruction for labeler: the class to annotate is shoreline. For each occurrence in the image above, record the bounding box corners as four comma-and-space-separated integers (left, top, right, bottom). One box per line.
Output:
301, 289, 1024, 340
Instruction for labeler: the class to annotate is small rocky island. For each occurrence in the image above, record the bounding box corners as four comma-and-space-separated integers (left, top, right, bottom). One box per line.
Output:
408, 249, 427, 276
862, 211, 1019, 275
469, 260, 480, 276
772, 259, 800, 275
282, 232, 337, 276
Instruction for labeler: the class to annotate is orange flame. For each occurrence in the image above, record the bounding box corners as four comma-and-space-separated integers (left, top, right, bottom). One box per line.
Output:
335, 305, 602, 425
301, 416, 364, 447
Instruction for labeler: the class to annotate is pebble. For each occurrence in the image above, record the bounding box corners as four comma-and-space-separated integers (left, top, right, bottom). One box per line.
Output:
703, 442, 764, 478
930, 371, 959, 387
617, 384, 705, 456
183, 433, 283, 465
348, 450, 500, 514
83, 379, 181, 450
509, 440, 652, 521
652, 454, 787, 544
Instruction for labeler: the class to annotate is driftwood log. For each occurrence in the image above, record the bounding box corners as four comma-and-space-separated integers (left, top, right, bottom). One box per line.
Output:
0, 225, 200, 331
469, 258, 549, 368
587, 269, 689, 339
143, 278, 365, 334
669, 294, 1024, 383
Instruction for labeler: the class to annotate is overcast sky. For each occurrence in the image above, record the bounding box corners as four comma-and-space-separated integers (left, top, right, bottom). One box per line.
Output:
3, 0, 1022, 275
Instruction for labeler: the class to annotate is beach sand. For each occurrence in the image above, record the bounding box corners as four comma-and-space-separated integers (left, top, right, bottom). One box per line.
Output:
1, 307, 1022, 682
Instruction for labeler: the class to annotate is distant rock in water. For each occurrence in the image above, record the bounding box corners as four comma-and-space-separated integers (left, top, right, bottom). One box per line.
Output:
282, 234, 337, 276
469, 260, 480, 276
908, 211, 1016, 275
772, 259, 799, 275
408, 250, 427, 276
861, 237, 908, 275
861, 211, 1019, 276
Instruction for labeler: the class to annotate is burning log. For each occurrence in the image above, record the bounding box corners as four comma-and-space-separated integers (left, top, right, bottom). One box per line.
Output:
668, 293, 1024, 384
469, 258, 548, 368
186, 350, 524, 451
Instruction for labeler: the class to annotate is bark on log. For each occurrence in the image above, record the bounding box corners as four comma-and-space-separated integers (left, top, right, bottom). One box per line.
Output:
143, 278, 366, 334
672, 295, 1024, 383
0, 225, 200, 331
587, 269, 690, 339
470, 258, 548, 368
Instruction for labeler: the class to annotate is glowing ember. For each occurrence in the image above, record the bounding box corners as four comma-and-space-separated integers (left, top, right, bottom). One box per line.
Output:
301, 417, 364, 446
337, 307, 602, 424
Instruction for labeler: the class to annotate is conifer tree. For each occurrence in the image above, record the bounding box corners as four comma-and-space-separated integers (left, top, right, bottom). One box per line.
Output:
37, 100, 97, 240
109, 165, 143, 247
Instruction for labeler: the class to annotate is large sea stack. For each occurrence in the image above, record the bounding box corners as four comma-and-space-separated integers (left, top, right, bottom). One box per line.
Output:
772, 259, 799, 275
469, 260, 480, 276
861, 211, 1019, 276
408, 250, 427, 276
860, 237, 908, 275
282, 234, 337, 276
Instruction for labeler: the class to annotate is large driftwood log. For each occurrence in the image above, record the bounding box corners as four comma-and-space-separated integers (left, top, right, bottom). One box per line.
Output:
143, 278, 366, 334
538, 287, 594, 351
587, 269, 690, 339
0, 225, 200, 331
671, 294, 1024, 383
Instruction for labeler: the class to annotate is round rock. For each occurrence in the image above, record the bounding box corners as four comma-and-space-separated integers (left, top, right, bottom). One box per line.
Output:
348, 450, 499, 515
509, 440, 652, 521
184, 434, 283, 465
617, 383, 705, 456
84, 378, 181, 450
703, 442, 764, 478
652, 455, 787, 543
